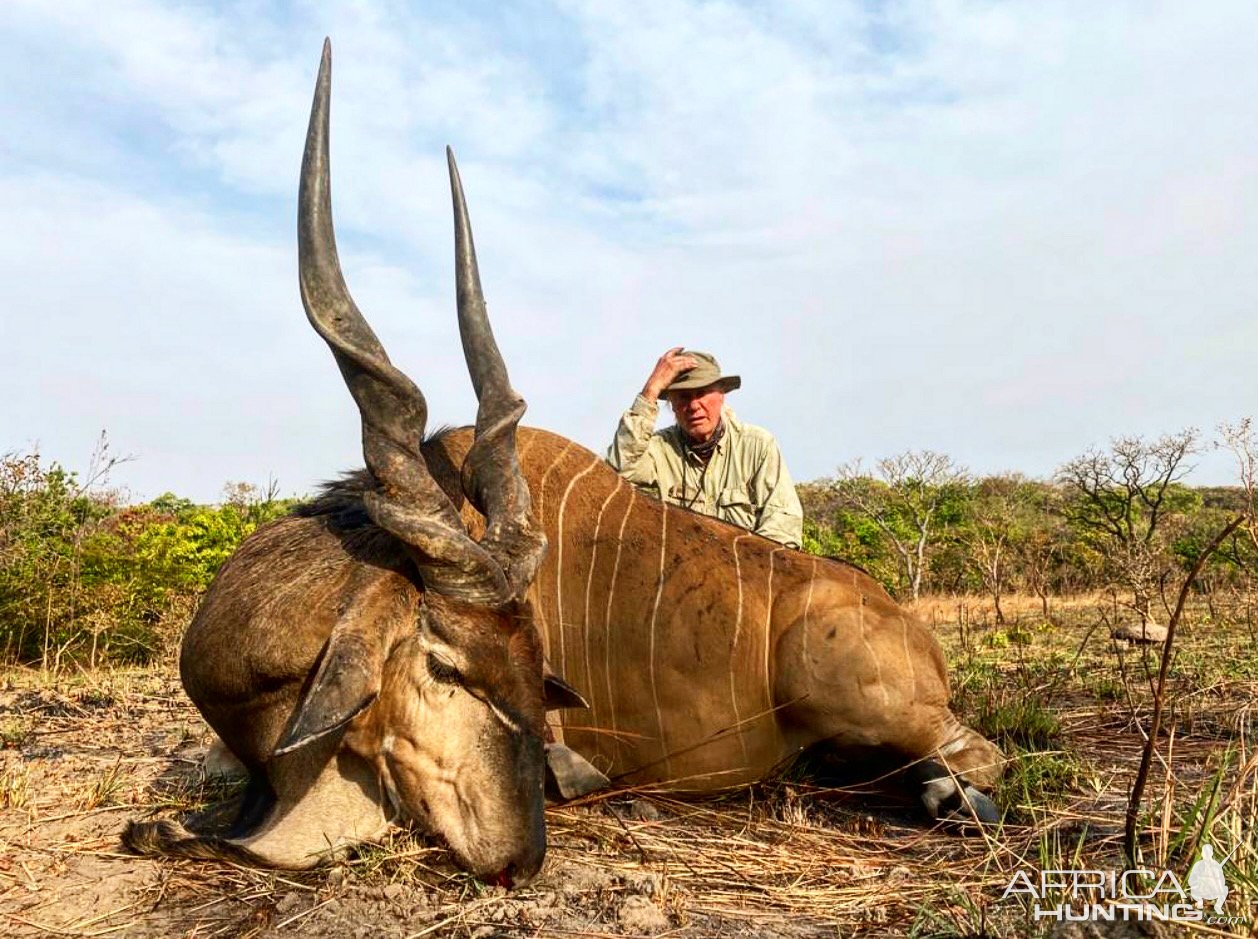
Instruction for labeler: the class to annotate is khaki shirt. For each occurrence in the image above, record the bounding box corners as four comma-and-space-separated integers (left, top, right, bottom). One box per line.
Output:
606, 394, 804, 548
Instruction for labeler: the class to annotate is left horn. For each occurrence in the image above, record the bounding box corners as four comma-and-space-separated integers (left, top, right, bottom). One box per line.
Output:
298, 40, 509, 604
448, 148, 548, 596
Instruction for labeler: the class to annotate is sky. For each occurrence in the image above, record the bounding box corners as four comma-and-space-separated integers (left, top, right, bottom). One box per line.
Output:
3, 0, 1255, 503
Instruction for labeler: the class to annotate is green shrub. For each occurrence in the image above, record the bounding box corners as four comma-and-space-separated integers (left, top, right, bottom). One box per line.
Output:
0, 449, 293, 667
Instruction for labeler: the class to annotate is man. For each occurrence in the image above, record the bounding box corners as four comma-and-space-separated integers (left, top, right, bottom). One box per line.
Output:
607, 347, 804, 548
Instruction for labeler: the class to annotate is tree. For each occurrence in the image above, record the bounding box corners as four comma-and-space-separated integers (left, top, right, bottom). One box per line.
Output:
1219, 418, 1258, 556
957, 475, 1037, 624
830, 451, 969, 600
1011, 504, 1075, 617
1056, 430, 1199, 626
0, 435, 129, 666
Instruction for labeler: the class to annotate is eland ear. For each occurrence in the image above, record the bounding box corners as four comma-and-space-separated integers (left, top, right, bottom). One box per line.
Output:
543, 672, 590, 711
273, 622, 384, 756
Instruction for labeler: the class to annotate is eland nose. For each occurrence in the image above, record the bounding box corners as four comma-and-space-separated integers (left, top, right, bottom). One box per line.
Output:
472, 818, 546, 889
488, 845, 544, 888
488, 865, 515, 889
512, 835, 546, 886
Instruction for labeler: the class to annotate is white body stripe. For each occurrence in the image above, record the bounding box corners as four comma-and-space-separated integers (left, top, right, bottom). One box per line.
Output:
764, 549, 783, 709
728, 535, 752, 764
800, 557, 817, 672
900, 615, 916, 687
647, 503, 670, 774
859, 597, 890, 706
603, 486, 636, 753
582, 475, 624, 725
532, 441, 575, 661
553, 455, 601, 674
537, 441, 575, 515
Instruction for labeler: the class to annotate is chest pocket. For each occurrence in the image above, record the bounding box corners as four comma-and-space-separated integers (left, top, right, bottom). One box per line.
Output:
715, 488, 757, 531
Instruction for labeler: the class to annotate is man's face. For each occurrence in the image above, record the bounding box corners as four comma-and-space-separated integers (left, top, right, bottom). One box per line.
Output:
667, 385, 725, 444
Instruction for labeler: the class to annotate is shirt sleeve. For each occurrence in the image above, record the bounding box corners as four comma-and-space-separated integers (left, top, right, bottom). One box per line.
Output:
750, 438, 804, 549
606, 394, 661, 487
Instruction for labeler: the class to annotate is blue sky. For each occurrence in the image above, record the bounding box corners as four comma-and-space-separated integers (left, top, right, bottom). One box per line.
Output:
3, 1, 1256, 501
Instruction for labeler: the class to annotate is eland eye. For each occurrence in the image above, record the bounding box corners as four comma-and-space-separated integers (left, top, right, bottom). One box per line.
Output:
427, 653, 461, 685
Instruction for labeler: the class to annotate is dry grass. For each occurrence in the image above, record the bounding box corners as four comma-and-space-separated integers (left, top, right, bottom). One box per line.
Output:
906, 590, 1107, 628
1, 594, 1255, 937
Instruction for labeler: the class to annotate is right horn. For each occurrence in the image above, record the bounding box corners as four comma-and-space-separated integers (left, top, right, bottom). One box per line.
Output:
297, 40, 509, 604
447, 149, 548, 598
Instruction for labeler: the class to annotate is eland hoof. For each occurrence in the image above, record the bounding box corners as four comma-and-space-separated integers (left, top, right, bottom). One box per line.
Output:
940, 786, 1001, 828
203, 737, 248, 780
545, 743, 610, 800
913, 760, 1001, 829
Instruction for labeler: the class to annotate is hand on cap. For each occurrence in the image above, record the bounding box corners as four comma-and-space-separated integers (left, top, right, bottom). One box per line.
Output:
642, 347, 699, 401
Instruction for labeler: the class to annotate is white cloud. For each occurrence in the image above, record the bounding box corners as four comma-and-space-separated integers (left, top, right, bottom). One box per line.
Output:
2, 0, 1255, 499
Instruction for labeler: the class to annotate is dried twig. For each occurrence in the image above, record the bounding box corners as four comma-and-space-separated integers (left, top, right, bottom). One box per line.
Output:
1124, 513, 1246, 866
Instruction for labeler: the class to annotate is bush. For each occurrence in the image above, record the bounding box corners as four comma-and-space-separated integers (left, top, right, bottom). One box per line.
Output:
0, 449, 293, 667
800, 463, 1251, 601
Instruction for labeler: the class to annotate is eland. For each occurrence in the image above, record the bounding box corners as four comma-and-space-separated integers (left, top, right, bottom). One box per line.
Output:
124, 40, 1003, 882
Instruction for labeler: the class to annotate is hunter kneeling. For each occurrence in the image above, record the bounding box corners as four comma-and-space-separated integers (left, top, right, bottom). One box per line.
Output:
607, 347, 803, 548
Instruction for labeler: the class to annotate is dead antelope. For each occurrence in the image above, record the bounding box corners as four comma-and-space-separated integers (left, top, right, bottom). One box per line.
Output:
126, 40, 1004, 880
124, 41, 566, 884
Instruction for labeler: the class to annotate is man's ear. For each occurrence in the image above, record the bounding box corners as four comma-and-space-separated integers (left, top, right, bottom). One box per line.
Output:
543, 673, 590, 711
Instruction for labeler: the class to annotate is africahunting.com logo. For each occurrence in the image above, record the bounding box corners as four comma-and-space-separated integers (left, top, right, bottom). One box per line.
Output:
1001, 843, 1250, 927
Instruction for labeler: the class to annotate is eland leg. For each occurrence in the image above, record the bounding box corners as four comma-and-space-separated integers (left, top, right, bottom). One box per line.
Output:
909, 722, 1004, 825
805, 721, 1004, 825
775, 600, 1005, 826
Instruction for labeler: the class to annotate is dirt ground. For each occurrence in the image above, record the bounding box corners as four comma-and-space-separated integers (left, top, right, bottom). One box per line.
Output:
1, 598, 1254, 937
